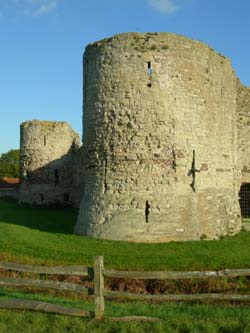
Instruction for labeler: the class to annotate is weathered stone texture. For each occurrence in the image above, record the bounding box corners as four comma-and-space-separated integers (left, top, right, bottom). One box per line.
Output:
237, 82, 250, 184
72, 145, 85, 207
74, 33, 241, 242
0, 188, 18, 200
19, 120, 80, 206
19, 32, 250, 242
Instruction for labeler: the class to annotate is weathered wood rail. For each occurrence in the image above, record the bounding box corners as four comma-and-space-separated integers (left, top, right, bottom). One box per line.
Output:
0, 262, 89, 276
104, 268, 250, 279
0, 256, 250, 320
0, 261, 92, 318
0, 277, 90, 294
0, 299, 90, 317
96, 256, 250, 319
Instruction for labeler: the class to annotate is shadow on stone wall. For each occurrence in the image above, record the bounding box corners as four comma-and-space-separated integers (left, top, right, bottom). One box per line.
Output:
19, 145, 84, 208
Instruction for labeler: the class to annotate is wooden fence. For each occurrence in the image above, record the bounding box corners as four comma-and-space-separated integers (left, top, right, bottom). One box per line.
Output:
1, 257, 250, 320
0, 261, 92, 318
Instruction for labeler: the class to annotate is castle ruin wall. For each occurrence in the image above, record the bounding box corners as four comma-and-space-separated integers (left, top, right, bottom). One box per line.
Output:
237, 82, 250, 183
72, 145, 85, 207
74, 33, 241, 242
19, 120, 80, 206
237, 82, 250, 217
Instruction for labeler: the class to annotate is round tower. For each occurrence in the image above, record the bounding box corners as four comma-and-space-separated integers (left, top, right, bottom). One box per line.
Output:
74, 32, 241, 242
19, 120, 80, 206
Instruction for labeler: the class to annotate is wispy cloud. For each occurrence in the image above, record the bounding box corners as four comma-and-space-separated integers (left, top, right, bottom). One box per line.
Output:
0, 0, 59, 17
147, 0, 179, 14
28, 0, 58, 17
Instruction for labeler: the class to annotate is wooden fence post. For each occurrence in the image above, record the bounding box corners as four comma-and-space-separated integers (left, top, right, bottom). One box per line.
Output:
94, 256, 104, 319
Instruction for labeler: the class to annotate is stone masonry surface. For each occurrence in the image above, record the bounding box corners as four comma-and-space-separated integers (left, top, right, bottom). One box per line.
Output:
20, 32, 250, 242
19, 120, 83, 207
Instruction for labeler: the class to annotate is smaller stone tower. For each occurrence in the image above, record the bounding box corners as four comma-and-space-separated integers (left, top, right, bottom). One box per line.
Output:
19, 120, 80, 206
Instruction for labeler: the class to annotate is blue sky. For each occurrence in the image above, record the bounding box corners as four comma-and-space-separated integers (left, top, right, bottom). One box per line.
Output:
0, 0, 250, 154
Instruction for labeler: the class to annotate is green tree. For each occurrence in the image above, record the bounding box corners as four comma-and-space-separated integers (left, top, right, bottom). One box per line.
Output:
0, 149, 20, 178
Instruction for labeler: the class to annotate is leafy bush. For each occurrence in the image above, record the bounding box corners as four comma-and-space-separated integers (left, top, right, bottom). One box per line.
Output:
0, 149, 19, 178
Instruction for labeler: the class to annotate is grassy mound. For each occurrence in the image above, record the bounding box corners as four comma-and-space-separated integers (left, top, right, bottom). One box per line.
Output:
1, 199, 250, 332
0, 199, 249, 271
0, 289, 250, 332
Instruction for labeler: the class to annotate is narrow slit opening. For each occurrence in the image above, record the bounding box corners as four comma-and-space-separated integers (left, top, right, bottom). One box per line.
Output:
147, 61, 152, 76
145, 200, 150, 223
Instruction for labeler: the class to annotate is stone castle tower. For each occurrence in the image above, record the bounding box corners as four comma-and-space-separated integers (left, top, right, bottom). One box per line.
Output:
20, 32, 250, 242
19, 120, 84, 207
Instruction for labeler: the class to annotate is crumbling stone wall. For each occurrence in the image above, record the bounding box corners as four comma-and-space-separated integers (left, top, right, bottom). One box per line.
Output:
74, 32, 241, 242
237, 82, 250, 183
72, 145, 85, 207
237, 82, 250, 217
20, 32, 249, 242
19, 120, 80, 206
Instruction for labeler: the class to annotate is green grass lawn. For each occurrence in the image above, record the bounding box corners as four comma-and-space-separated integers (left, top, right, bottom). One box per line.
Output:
1, 198, 250, 270
1, 199, 250, 332
0, 288, 250, 332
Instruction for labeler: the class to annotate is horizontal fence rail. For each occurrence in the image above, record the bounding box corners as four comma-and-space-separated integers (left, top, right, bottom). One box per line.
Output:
0, 299, 90, 317
1, 256, 250, 321
0, 262, 89, 276
104, 290, 250, 302
104, 268, 250, 280
0, 277, 92, 295
0, 261, 93, 318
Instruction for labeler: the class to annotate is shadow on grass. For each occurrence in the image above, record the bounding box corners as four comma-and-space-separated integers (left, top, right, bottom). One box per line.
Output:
0, 199, 78, 235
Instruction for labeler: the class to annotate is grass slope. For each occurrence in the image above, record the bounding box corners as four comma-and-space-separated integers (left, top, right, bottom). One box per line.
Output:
0, 199, 250, 270
0, 289, 250, 332
1, 199, 250, 332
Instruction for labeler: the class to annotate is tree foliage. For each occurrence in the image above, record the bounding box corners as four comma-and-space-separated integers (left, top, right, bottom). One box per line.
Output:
0, 149, 20, 178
